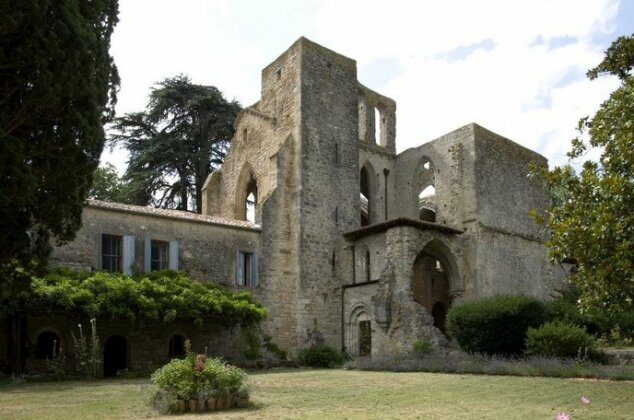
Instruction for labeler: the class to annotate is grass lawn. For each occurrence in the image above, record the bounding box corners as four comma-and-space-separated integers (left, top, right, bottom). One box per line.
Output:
0, 369, 633, 419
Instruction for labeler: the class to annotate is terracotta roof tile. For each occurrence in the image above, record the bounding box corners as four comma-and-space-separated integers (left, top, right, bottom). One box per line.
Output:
86, 200, 261, 231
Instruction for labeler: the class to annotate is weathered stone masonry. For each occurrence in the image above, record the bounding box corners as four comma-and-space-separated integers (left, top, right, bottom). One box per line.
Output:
6, 37, 564, 373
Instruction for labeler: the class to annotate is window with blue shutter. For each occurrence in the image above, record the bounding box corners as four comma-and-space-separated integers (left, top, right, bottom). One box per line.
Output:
169, 241, 179, 270
236, 251, 258, 287
122, 235, 135, 275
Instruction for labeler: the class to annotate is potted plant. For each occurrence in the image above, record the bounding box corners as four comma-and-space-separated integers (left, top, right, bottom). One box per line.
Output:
151, 341, 251, 414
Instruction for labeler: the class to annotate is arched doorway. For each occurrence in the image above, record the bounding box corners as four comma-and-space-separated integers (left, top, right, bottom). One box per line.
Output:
36, 331, 60, 359
346, 305, 372, 357
103, 336, 128, 377
412, 242, 453, 332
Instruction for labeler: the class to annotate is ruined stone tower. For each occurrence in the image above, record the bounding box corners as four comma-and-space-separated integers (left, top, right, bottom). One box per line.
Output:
202, 38, 369, 351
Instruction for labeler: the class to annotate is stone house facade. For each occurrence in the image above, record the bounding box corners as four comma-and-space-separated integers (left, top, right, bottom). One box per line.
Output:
7, 37, 563, 373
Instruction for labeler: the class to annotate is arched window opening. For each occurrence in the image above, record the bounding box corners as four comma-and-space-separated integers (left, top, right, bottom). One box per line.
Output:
419, 185, 435, 199
36, 331, 60, 359
168, 335, 186, 358
419, 207, 436, 223
416, 157, 436, 221
374, 107, 381, 145
360, 165, 372, 226
245, 177, 257, 223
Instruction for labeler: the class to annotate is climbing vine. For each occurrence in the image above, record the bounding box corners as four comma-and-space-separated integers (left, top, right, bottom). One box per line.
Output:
28, 268, 266, 326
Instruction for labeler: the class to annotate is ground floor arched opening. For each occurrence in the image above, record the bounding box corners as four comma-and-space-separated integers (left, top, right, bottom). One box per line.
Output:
345, 305, 373, 357
411, 241, 454, 331
103, 335, 128, 377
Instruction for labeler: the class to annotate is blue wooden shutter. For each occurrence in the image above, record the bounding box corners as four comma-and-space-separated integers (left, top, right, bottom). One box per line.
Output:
122, 235, 135, 275
97, 234, 103, 270
250, 253, 259, 287
144, 237, 151, 272
236, 251, 244, 286
169, 240, 179, 270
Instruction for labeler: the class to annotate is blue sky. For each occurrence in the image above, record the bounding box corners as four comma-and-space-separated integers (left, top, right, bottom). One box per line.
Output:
105, 0, 634, 172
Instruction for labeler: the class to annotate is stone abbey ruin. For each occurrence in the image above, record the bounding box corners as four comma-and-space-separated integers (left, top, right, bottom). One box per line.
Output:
9, 37, 564, 373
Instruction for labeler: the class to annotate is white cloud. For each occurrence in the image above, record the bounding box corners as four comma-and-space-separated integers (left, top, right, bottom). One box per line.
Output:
103, 0, 623, 172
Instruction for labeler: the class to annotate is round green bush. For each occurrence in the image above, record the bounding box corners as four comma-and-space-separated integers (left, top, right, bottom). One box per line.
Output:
446, 294, 547, 355
525, 321, 596, 359
411, 339, 433, 357
298, 344, 343, 368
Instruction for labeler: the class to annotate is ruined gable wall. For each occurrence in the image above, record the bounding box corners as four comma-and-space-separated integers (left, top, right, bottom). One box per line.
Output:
394, 124, 478, 228
200, 41, 307, 352
469, 125, 560, 299
472, 124, 548, 237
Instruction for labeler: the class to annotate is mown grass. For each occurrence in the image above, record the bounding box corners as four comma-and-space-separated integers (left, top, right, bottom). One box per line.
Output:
0, 369, 633, 419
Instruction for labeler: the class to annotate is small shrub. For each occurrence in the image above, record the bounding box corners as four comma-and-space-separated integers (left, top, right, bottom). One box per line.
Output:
411, 339, 433, 357
446, 294, 547, 355
263, 335, 287, 361
151, 341, 249, 408
526, 321, 596, 359
298, 344, 343, 368
546, 286, 634, 345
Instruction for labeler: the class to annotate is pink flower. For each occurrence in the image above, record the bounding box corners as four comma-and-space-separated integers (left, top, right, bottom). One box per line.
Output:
195, 354, 206, 370
555, 412, 570, 420
580, 396, 590, 404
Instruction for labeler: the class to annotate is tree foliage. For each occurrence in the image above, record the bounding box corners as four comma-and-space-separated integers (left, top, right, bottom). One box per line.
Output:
109, 75, 241, 212
0, 0, 120, 270
28, 268, 266, 327
535, 33, 634, 313
88, 163, 131, 203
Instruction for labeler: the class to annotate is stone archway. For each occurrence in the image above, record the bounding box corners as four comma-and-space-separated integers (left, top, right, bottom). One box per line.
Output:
411, 240, 454, 331
234, 162, 258, 222
103, 335, 128, 377
345, 304, 373, 357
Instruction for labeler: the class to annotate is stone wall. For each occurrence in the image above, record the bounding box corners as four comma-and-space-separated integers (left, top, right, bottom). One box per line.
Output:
297, 39, 360, 349
51, 201, 261, 285
24, 313, 246, 375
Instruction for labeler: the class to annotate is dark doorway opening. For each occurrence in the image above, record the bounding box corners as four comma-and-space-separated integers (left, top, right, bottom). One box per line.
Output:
432, 302, 447, 332
36, 331, 60, 359
168, 335, 186, 358
358, 320, 372, 356
103, 335, 128, 377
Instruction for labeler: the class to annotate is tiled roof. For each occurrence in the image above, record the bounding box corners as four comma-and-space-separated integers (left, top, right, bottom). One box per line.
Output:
344, 217, 463, 240
86, 200, 261, 231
